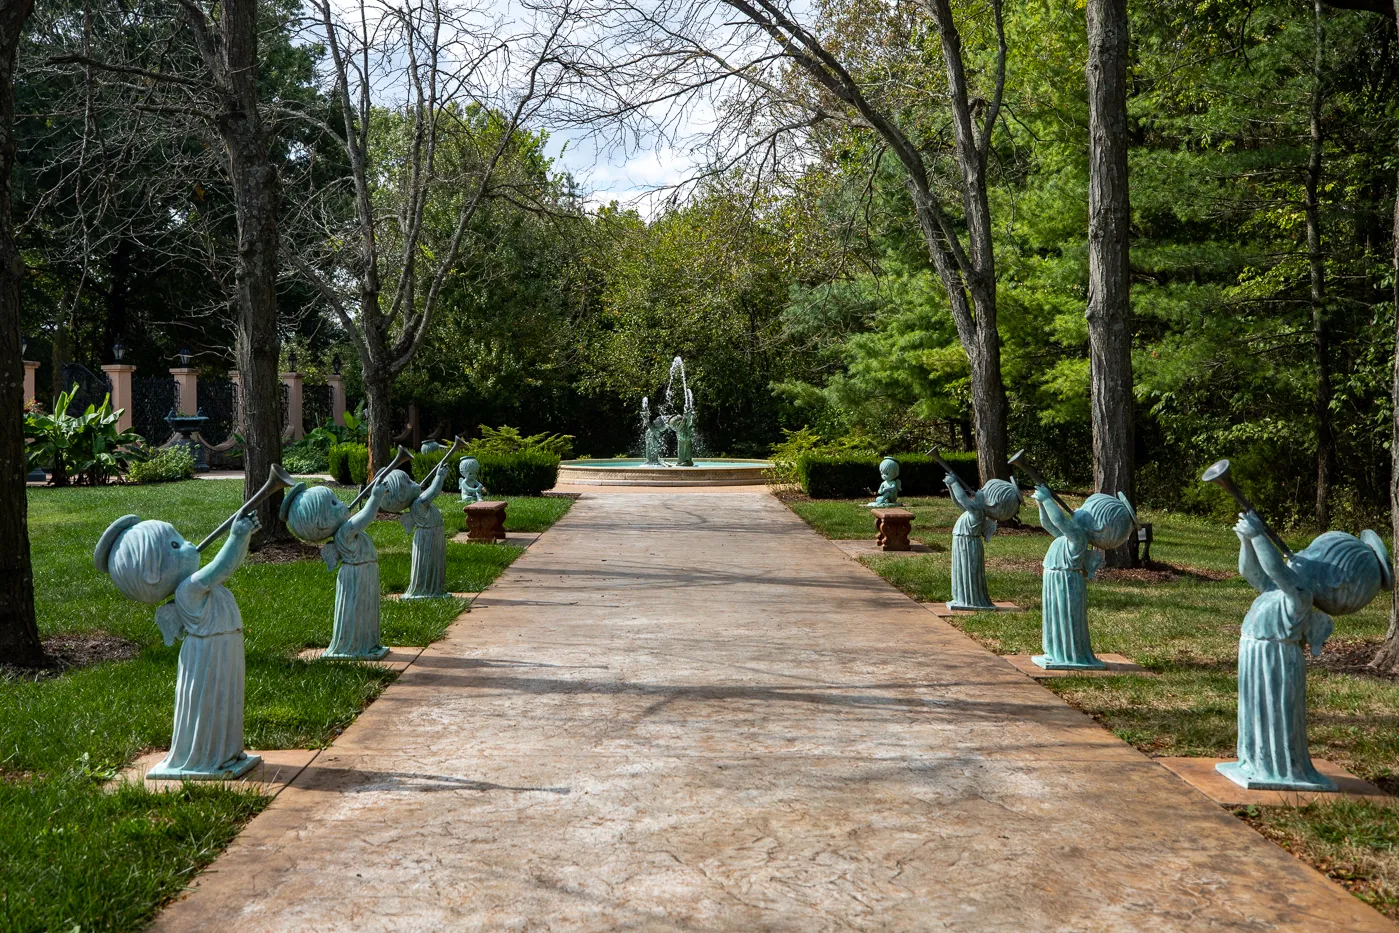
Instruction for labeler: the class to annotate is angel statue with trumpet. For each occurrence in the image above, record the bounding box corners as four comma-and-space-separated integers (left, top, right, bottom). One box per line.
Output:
93, 464, 294, 779
1010, 450, 1137, 670
281, 446, 412, 660
929, 449, 1022, 611
1204, 459, 1392, 791
381, 438, 460, 599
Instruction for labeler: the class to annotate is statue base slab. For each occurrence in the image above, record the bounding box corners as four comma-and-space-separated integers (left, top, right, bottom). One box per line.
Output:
1215, 761, 1337, 793
936, 601, 1023, 615
112, 748, 317, 797
1032, 653, 1108, 671
1158, 757, 1393, 808
298, 646, 422, 672
1008, 653, 1145, 678
145, 753, 262, 782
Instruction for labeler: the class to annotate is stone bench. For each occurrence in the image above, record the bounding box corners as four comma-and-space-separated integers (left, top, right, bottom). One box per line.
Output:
464, 500, 508, 541
870, 507, 914, 552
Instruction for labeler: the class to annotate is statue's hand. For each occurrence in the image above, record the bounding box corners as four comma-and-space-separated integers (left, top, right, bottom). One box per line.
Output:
943, 472, 958, 487
1032, 484, 1054, 504
231, 513, 261, 538
1234, 511, 1266, 540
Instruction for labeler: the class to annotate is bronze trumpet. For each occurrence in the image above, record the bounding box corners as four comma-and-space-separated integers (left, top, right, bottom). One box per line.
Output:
197, 463, 296, 552
1201, 459, 1295, 560
349, 445, 414, 509
1008, 449, 1073, 515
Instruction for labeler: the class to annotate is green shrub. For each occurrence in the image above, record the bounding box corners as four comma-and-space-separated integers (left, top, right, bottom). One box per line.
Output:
125, 446, 196, 484
466, 425, 574, 459
25, 384, 144, 486
795, 451, 981, 498
282, 440, 328, 475
347, 445, 371, 485
411, 449, 463, 493
476, 450, 560, 495
327, 443, 364, 484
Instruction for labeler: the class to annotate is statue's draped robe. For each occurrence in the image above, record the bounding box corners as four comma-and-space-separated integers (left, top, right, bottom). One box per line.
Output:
324, 522, 386, 659
151, 581, 250, 777
1038, 501, 1104, 668
949, 483, 994, 610
402, 496, 447, 599
1225, 588, 1333, 789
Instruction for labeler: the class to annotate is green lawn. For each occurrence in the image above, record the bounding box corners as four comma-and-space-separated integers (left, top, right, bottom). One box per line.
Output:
1, 480, 570, 933
786, 492, 1399, 919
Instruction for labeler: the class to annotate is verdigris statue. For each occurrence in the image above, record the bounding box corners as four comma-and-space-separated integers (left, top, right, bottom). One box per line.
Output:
458, 456, 486, 503
939, 461, 1022, 610
1203, 459, 1391, 791
96, 511, 261, 779
282, 478, 390, 660
645, 415, 669, 466
381, 449, 453, 600
668, 405, 696, 467
867, 457, 901, 508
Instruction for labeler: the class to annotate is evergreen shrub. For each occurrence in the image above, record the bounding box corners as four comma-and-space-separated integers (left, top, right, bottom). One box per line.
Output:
125, 446, 196, 484
477, 450, 560, 495
328, 444, 364, 485
796, 451, 980, 499
411, 449, 464, 493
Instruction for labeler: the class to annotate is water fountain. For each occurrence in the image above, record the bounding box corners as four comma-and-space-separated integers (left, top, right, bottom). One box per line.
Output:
557, 356, 772, 486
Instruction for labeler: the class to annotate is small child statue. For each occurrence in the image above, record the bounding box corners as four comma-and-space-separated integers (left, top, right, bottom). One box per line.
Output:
944, 473, 1023, 610
458, 457, 486, 504
1222, 516, 1390, 790
95, 510, 261, 779
1032, 488, 1136, 669
867, 457, 902, 508
281, 479, 390, 660
380, 469, 449, 599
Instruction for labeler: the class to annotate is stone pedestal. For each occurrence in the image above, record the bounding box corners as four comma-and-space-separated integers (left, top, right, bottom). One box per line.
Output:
328, 374, 347, 426
871, 508, 914, 552
169, 367, 198, 416
101, 364, 136, 432
281, 371, 304, 440
465, 500, 508, 541
22, 360, 38, 406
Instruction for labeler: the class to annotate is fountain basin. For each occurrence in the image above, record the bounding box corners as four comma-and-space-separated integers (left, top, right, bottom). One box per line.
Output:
558, 458, 772, 487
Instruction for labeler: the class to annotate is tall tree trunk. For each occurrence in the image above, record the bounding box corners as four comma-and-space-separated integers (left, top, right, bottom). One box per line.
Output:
364, 369, 394, 482
1085, 0, 1136, 567
212, 0, 286, 544
1307, 0, 1334, 530
1370, 0, 1399, 673
0, 0, 45, 668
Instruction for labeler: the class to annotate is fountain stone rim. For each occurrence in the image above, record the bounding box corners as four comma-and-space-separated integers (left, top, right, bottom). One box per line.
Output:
557, 457, 772, 487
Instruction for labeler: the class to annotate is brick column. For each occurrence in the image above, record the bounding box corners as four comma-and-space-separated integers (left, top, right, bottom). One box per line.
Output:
169, 367, 198, 416
101, 364, 136, 432
22, 360, 38, 407
281, 371, 304, 441
327, 373, 346, 427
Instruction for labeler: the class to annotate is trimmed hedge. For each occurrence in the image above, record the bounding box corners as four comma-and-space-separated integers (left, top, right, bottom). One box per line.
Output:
347, 446, 370, 485
796, 451, 981, 499
411, 448, 560, 496
327, 443, 364, 485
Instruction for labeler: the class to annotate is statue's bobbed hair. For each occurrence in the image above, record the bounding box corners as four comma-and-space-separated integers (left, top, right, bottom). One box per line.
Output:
459, 457, 481, 481
377, 470, 420, 513
282, 485, 345, 544
1295, 530, 1393, 616
98, 518, 187, 604
981, 479, 1023, 522
1075, 493, 1137, 550
879, 457, 900, 479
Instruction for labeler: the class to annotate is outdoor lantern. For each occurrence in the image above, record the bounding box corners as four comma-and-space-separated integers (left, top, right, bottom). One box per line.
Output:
288, 350, 298, 372
332, 352, 342, 375
112, 340, 126, 362
177, 346, 192, 367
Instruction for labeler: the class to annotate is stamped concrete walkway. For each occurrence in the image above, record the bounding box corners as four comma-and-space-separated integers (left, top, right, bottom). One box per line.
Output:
155, 492, 1393, 932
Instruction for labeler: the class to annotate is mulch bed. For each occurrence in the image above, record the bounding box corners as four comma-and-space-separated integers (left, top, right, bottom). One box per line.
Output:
984, 556, 1232, 583
3, 631, 140, 681
1309, 639, 1399, 683
247, 539, 326, 563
